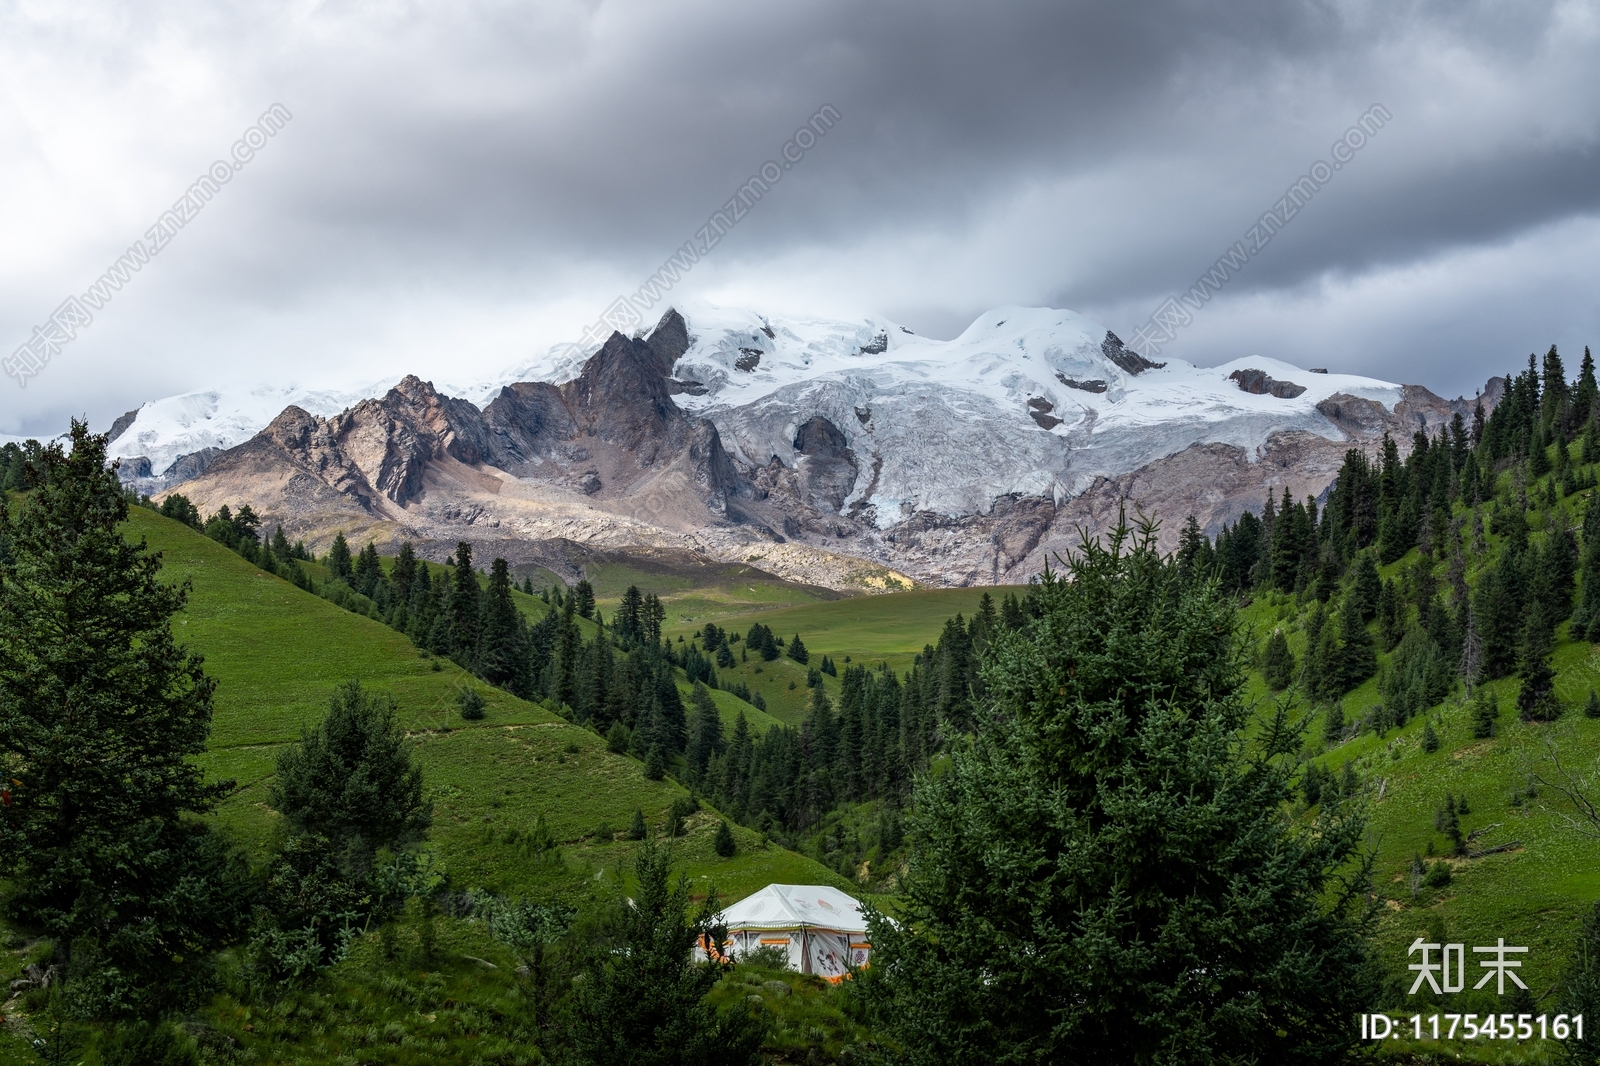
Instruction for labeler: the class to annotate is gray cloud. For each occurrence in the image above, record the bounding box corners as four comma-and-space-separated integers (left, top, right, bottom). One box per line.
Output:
3, 0, 1598, 434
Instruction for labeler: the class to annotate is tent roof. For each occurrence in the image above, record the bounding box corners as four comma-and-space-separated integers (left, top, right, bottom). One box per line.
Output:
717, 884, 870, 934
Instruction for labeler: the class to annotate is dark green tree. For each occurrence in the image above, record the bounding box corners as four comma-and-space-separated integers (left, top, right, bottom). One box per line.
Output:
1261, 629, 1295, 691
862, 521, 1376, 1065
271, 680, 432, 872
448, 541, 481, 660
1517, 602, 1560, 722
569, 842, 766, 1066
0, 422, 247, 1013
1350, 551, 1381, 621
628, 808, 648, 841
352, 540, 383, 597
475, 557, 525, 688
1471, 686, 1499, 739
327, 530, 353, 579
573, 578, 597, 619
786, 633, 809, 664
713, 820, 736, 858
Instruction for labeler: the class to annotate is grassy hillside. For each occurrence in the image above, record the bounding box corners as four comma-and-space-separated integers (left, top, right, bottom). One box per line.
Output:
121, 507, 852, 904
668, 587, 1010, 724
1223, 477, 1600, 1061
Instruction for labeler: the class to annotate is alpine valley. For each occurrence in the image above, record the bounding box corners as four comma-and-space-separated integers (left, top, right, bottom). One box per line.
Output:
105, 303, 1498, 589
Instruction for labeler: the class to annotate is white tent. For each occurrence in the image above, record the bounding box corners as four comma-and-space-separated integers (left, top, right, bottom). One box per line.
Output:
698, 884, 875, 981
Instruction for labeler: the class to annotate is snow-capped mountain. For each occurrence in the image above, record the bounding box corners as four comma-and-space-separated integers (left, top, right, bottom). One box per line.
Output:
100, 302, 1484, 588
665, 302, 1405, 525
107, 302, 1402, 495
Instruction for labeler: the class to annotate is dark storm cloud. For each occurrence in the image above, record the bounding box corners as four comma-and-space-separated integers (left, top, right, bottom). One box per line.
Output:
3, 0, 1598, 433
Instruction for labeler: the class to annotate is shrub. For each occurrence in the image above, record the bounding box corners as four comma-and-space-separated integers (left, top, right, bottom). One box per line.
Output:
714, 820, 737, 858
607, 721, 631, 754
459, 688, 486, 720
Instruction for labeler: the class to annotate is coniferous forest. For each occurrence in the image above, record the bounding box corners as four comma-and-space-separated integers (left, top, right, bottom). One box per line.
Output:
11, 345, 1600, 1062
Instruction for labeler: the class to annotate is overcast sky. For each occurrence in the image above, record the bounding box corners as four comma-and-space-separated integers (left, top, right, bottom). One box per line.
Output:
3, 0, 1599, 436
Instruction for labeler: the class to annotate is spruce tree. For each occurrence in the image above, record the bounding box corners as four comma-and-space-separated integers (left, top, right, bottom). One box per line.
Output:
1587, 690, 1600, 720
475, 558, 525, 688
1517, 602, 1560, 722
0, 423, 248, 1013
713, 820, 736, 858
1556, 899, 1600, 1065
353, 540, 383, 597
685, 682, 725, 787
644, 746, 666, 781
327, 530, 353, 579
786, 633, 809, 664
628, 808, 648, 841
271, 680, 432, 873
573, 578, 597, 619
569, 842, 766, 1065
1421, 721, 1439, 753
1332, 593, 1377, 694
863, 521, 1376, 1064
448, 541, 481, 660
1350, 551, 1381, 621
1471, 686, 1499, 738
1261, 629, 1295, 691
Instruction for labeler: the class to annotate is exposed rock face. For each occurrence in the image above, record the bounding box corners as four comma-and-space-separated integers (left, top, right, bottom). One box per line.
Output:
153, 303, 1505, 593
1228, 368, 1307, 399
793, 416, 859, 513
1100, 331, 1165, 375
165, 310, 751, 548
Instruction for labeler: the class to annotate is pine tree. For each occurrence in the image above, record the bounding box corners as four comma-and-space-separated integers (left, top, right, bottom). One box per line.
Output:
0, 423, 248, 1012
1422, 721, 1439, 753
475, 558, 526, 688
1517, 601, 1560, 722
1350, 552, 1381, 621
448, 542, 481, 660
327, 530, 353, 579
685, 682, 725, 787
644, 746, 666, 781
271, 680, 432, 873
863, 520, 1376, 1063
1261, 630, 1295, 691
572, 578, 597, 619
1333, 593, 1377, 693
786, 633, 809, 664
1471, 686, 1499, 738
713, 820, 736, 858
1588, 690, 1600, 720
628, 808, 648, 840
353, 540, 383, 597
569, 842, 766, 1065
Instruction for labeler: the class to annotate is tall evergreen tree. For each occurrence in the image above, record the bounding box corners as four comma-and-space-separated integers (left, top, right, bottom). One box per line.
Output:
476, 558, 526, 689
863, 522, 1376, 1064
448, 541, 481, 660
271, 680, 432, 873
569, 842, 766, 1065
0, 422, 248, 1014
327, 531, 353, 579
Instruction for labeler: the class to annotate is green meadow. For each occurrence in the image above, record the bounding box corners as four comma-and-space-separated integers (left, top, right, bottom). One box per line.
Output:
116, 507, 850, 904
